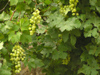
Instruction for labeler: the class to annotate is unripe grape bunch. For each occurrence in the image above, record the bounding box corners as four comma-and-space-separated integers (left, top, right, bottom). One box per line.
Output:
59, 0, 79, 16
59, 5, 69, 16
62, 54, 70, 65
29, 8, 41, 35
10, 45, 25, 73
69, 0, 79, 16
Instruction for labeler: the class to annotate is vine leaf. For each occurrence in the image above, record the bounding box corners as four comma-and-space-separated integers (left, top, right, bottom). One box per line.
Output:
10, 0, 18, 6
8, 31, 22, 43
0, 12, 10, 21
70, 35, 76, 46
52, 50, 67, 60
0, 42, 3, 50
62, 31, 69, 43
78, 64, 98, 75
60, 17, 81, 32
89, 0, 97, 6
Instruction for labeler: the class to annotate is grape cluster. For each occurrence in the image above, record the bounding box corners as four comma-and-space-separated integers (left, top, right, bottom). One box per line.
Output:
10, 45, 25, 73
69, 0, 79, 16
29, 8, 41, 35
62, 54, 70, 65
59, 0, 79, 16
59, 5, 69, 16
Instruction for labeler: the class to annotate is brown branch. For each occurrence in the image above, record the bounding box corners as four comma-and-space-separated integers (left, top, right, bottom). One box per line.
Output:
10, 9, 16, 21
0, 1, 10, 12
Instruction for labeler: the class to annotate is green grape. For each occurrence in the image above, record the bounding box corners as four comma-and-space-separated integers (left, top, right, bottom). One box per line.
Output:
10, 53, 12, 55
29, 27, 32, 30
30, 30, 33, 35
72, 13, 75, 16
30, 19, 33, 23
10, 45, 26, 74
69, 0, 79, 16
15, 65, 18, 68
58, 34, 62, 37
19, 68, 21, 71
12, 49, 14, 52
17, 64, 21, 67
70, 4, 74, 8
62, 54, 71, 65
76, 13, 79, 16
59, 0, 79, 16
32, 25, 36, 30
59, 5, 69, 16
29, 8, 41, 35
17, 70, 20, 73
72, 8, 76, 12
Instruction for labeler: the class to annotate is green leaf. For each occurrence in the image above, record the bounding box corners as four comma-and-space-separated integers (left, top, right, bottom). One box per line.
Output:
96, 6, 100, 13
20, 18, 29, 31
91, 28, 99, 38
10, 0, 18, 6
60, 17, 81, 32
84, 30, 92, 38
48, 28, 59, 39
0, 12, 10, 21
47, 12, 64, 28
62, 31, 69, 42
83, 20, 93, 32
86, 44, 100, 56
71, 29, 81, 37
88, 45, 97, 55
78, 64, 98, 75
0, 42, 4, 50
0, 33, 4, 40
18, 0, 24, 2
52, 50, 67, 60
44, 35, 56, 47
34, 59, 44, 67
28, 58, 44, 71
36, 25, 47, 34
28, 58, 35, 71
16, 3, 26, 12
89, 0, 97, 6
70, 35, 76, 46
41, 48, 54, 57
1, 21, 13, 34
0, 63, 2, 68
77, 14, 86, 21
25, 0, 32, 4
8, 32, 22, 43
95, 36, 100, 44
1, 48, 7, 55
58, 43, 71, 51
20, 33, 32, 43
44, 0, 52, 5
0, 69, 11, 75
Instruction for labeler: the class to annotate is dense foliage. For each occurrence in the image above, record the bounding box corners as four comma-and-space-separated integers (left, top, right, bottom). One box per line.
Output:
0, 0, 100, 75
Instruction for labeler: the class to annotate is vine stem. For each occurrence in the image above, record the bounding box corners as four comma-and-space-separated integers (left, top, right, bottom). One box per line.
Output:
33, 0, 37, 8
18, 12, 21, 22
10, 9, 16, 21
0, 1, 10, 12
